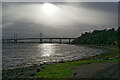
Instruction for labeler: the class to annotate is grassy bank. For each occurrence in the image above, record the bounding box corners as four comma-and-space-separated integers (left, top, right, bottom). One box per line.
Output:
35, 59, 119, 78
35, 45, 120, 78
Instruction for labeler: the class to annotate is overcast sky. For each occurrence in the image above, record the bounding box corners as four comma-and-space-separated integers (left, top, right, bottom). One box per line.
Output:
2, 2, 118, 38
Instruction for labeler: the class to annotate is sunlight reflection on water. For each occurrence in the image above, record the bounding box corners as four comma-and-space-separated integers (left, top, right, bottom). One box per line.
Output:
40, 43, 55, 57
3, 43, 103, 70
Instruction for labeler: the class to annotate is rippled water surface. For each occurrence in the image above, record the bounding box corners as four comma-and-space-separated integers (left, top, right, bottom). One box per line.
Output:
3, 43, 103, 70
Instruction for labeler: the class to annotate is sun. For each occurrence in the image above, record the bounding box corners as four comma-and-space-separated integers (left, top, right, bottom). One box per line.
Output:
41, 3, 58, 16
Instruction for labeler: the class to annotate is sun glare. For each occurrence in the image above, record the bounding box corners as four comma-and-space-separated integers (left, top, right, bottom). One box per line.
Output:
41, 3, 58, 16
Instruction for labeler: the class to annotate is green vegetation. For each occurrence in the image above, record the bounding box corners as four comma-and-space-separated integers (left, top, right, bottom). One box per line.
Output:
35, 46, 120, 78
35, 59, 119, 78
72, 28, 120, 45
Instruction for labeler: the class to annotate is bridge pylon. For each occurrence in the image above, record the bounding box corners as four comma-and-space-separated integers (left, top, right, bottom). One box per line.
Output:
14, 33, 18, 43
39, 33, 43, 43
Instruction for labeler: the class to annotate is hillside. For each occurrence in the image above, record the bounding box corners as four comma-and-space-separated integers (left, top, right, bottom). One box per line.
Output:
72, 27, 120, 45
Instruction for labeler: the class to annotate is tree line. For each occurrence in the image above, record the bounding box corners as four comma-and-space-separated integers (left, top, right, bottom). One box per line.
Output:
72, 27, 120, 45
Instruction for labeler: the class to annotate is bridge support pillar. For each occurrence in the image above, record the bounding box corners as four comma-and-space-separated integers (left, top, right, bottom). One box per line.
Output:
2, 40, 4, 43
59, 39, 62, 44
49, 39, 52, 43
5, 39, 8, 43
8, 40, 10, 43
40, 39, 43, 43
7, 39, 10, 43
69, 39, 71, 43
14, 39, 17, 43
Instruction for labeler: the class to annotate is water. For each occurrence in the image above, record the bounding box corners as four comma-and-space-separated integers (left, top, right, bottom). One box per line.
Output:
3, 43, 103, 70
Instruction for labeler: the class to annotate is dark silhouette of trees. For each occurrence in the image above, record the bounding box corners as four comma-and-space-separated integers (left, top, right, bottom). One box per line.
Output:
72, 28, 119, 45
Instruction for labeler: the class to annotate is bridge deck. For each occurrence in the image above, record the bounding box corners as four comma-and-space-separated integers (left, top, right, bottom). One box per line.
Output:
2, 37, 76, 43
3, 38, 76, 40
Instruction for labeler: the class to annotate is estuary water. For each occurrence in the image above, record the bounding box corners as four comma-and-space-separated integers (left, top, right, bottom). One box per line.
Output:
2, 43, 103, 70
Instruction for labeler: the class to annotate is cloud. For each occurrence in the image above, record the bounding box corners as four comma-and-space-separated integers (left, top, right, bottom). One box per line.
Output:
2, 2, 118, 38
0, 2, 2, 38
2, 0, 120, 2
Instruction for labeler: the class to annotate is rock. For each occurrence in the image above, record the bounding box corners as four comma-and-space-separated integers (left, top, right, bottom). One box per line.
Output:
40, 64, 43, 66
19, 73, 23, 76
30, 74, 34, 77
36, 68, 40, 72
59, 61, 64, 63
73, 72, 77, 76
87, 63, 91, 64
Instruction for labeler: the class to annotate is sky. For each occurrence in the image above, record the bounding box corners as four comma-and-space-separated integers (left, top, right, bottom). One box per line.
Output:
2, 0, 120, 2
2, 2, 118, 39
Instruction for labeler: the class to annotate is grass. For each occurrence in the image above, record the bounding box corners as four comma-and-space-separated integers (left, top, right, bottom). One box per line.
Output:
35, 45, 120, 78
35, 59, 120, 78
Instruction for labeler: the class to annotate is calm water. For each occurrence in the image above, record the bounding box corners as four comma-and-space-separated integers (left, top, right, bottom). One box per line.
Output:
3, 43, 103, 70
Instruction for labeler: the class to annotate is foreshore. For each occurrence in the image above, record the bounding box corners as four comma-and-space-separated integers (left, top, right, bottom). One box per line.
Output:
2, 45, 120, 79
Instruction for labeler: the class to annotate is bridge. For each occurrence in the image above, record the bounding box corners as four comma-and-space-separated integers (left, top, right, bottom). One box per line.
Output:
2, 37, 76, 43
